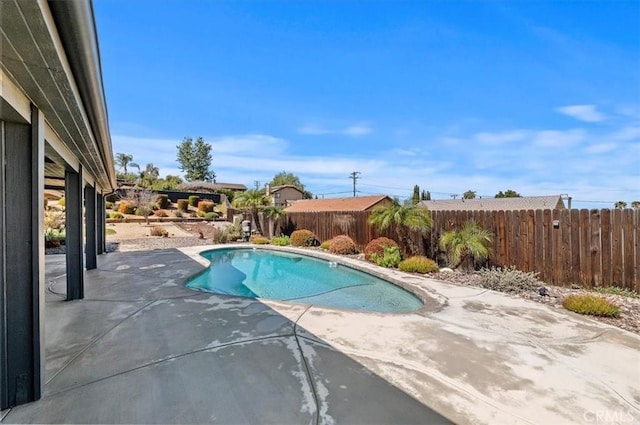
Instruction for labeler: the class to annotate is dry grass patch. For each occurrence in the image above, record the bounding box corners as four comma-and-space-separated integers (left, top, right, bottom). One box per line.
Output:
563, 294, 620, 318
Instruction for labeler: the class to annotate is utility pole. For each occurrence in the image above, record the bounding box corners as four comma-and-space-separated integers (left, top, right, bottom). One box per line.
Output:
349, 171, 360, 197
254, 180, 260, 190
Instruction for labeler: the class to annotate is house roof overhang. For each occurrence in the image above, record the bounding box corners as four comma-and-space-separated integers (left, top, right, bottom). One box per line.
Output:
0, 0, 116, 191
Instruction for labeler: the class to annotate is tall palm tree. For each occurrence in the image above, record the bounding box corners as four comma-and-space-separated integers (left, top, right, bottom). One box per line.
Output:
368, 200, 433, 256
114, 153, 138, 175
439, 220, 493, 271
263, 206, 286, 238
614, 201, 627, 209
232, 189, 270, 235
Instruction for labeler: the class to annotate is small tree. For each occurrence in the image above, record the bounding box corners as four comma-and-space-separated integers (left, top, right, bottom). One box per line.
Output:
176, 136, 215, 182
263, 206, 286, 238
412, 185, 420, 204
421, 190, 430, 201
495, 190, 521, 198
369, 200, 433, 256
614, 201, 627, 209
127, 188, 157, 225
439, 220, 493, 271
115, 152, 138, 175
232, 189, 270, 235
463, 190, 476, 199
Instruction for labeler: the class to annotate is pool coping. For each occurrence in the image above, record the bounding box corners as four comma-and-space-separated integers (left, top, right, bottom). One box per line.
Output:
178, 243, 447, 316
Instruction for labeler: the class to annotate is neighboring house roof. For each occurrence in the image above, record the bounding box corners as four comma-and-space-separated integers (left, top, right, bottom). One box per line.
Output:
285, 195, 392, 212
179, 181, 248, 192
269, 185, 305, 194
420, 195, 565, 211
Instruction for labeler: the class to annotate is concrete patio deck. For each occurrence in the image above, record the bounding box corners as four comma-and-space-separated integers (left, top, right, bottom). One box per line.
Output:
2, 246, 639, 424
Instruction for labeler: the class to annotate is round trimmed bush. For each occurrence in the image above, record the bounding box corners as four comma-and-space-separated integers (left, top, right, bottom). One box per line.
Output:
290, 229, 317, 247
250, 235, 270, 245
118, 200, 135, 214
156, 194, 170, 209
398, 256, 439, 274
177, 199, 189, 212
364, 237, 399, 262
154, 209, 168, 217
329, 235, 357, 255
198, 201, 215, 213
188, 195, 200, 207
320, 240, 331, 250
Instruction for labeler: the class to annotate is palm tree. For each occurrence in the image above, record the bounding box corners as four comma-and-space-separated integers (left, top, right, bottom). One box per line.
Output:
614, 201, 627, 209
439, 220, 493, 271
232, 189, 270, 235
114, 153, 139, 175
368, 200, 433, 256
263, 206, 286, 238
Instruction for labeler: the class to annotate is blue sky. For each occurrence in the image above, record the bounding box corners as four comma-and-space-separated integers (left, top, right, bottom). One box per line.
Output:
95, 1, 639, 208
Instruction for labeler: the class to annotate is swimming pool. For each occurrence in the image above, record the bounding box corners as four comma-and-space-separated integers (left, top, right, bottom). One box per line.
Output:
186, 248, 423, 313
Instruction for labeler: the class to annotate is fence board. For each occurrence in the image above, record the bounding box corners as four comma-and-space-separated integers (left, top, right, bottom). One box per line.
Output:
635, 210, 640, 292
622, 209, 634, 289
570, 209, 581, 285
579, 210, 591, 287
543, 209, 553, 283
560, 209, 572, 285
600, 210, 612, 287
611, 209, 623, 286
590, 210, 602, 287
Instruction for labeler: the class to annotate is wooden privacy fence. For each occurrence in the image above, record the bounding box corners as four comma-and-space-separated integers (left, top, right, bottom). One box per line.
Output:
284, 209, 640, 291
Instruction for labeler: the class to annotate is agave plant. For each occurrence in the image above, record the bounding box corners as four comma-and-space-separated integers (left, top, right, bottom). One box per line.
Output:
439, 220, 493, 271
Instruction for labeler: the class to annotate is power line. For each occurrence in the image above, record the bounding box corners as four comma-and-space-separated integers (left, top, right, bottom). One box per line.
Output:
349, 171, 361, 197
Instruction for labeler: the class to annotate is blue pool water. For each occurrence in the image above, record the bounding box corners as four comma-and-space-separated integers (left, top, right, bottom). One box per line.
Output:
186, 248, 423, 313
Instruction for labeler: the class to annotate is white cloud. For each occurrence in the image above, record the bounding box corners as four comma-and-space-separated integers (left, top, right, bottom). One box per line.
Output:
297, 122, 372, 137
611, 125, 640, 142
584, 143, 617, 154
343, 124, 372, 136
533, 129, 585, 147
474, 130, 528, 145
556, 104, 607, 122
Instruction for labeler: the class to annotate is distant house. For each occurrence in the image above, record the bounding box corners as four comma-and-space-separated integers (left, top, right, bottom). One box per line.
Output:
285, 195, 393, 213
266, 184, 305, 207
419, 195, 567, 211
179, 181, 248, 193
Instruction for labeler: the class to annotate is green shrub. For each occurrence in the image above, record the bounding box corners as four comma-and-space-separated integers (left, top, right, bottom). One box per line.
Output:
204, 212, 218, 219
399, 256, 439, 274
271, 235, 291, 246
329, 235, 357, 255
174, 210, 183, 218
154, 209, 168, 217
592, 286, 639, 298
177, 199, 189, 212
58, 197, 66, 207
198, 201, 215, 213
320, 240, 331, 250
250, 235, 270, 245
156, 194, 170, 209
290, 229, 317, 247
105, 228, 117, 235
364, 237, 399, 262
149, 226, 168, 237
370, 246, 402, 268
563, 294, 620, 318
212, 227, 227, 244
108, 212, 124, 219
118, 201, 135, 214
475, 266, 544, 294
105, 201, 115, 210
224, 221, 242, 241
188, 195, 200, 207
197, 210, 206, 218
